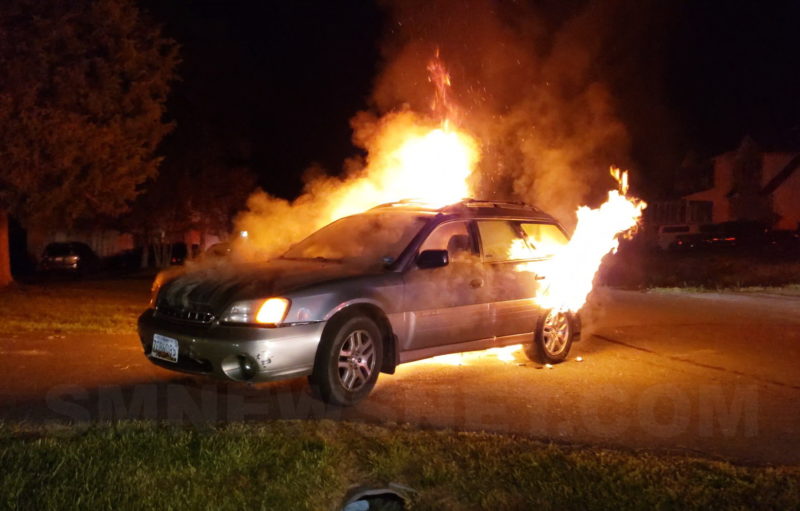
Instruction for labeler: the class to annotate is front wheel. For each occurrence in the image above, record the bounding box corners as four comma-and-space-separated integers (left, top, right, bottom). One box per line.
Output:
309, 315, 383, 406
524, 310, 576, 364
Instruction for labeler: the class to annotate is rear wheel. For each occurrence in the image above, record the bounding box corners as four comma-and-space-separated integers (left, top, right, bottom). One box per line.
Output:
309, 315, 383, 406
524, 310, 575, 364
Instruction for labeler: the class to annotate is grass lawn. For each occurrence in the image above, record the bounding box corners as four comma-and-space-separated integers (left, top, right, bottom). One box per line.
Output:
0, 277, 151, 335
601, 246, 800, 290
1, 421, 798, 510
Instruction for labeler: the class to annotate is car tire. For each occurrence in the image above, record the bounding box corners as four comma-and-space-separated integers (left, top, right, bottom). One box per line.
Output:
524, 309, 576, 364
309, 315, 383, 406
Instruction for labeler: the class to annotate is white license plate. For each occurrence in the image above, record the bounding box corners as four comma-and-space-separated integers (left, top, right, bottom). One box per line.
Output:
151, 334, 179, 363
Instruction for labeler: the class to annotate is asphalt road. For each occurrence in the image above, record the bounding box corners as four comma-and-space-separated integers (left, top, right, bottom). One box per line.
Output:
1, 289, 799, 465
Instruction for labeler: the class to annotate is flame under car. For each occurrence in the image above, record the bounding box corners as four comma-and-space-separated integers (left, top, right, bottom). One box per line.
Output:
138, 200, 581, 406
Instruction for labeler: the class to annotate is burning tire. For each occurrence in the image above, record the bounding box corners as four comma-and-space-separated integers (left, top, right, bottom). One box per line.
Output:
310, 315, 383, 406
525, 310, 575, 364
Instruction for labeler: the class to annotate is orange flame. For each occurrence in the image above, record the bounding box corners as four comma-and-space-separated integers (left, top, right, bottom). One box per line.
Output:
512, 167, 646, 312
326, 52, 478, 220
328, 126, 477, 221
234, 52, 480, 262
410, 344, 524, 366
427, 48, 457, 126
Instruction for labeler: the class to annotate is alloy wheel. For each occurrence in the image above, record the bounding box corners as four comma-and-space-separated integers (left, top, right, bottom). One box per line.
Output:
542, 311, 570, 356
337, 329, 376, 391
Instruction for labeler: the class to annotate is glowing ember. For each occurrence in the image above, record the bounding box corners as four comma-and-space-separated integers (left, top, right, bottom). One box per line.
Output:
512, 167, 646, 312
427, 48, 458, 126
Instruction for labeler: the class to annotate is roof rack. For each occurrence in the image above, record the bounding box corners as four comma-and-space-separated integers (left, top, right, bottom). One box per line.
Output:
455, 199, 543, 212
369, 199, 443, 211
370, 198, 544, 213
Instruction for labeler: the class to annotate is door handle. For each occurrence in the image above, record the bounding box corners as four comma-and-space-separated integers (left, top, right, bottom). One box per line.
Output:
534, 274, 546, 280
470, 278, 484, 288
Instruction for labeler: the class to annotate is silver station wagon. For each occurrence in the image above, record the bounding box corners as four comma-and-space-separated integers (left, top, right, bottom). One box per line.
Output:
138, 199, 580, 405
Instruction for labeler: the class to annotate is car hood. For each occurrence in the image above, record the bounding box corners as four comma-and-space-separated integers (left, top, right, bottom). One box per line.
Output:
156, 258, 376, 314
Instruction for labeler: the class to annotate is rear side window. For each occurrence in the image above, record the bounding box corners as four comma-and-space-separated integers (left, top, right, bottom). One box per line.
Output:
476, 221, 522, 262
477, 220, 568, 262
519, 223, 568, 258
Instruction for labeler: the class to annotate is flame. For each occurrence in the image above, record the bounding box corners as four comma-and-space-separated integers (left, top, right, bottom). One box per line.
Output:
410, 344, 524, 366
328, 126, 478, 221
427, 48, 458, 126
321, 51, 478, 222
513, 167, 646, 312
235, 55, 480, 261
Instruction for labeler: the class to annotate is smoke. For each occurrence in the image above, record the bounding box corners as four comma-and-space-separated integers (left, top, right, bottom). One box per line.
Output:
373, 0, 633, 228
233, 111, 408, 260
235, 0, 635, 258
235, 109, 476, 259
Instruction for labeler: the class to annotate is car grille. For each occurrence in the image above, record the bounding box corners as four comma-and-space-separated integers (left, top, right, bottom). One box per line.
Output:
156, 305, 215, 324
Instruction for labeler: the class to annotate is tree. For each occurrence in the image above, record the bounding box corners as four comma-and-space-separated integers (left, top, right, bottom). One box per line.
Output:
0, 0, 178, 285
125, 146, 258, 268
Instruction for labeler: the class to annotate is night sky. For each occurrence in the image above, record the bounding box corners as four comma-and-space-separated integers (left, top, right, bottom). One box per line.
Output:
142, 0, 800, 200
666, 1, 800, 151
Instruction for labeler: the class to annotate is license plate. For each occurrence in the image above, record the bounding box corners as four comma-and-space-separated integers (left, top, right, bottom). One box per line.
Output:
151, 334, 179, 363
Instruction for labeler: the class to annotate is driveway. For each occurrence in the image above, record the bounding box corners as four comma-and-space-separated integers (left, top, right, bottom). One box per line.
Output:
1, 289, 798, 465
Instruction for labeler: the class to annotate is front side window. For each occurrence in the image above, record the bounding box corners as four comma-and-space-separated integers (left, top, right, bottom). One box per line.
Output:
418, 221, 473, 255
476, 220, 523, 262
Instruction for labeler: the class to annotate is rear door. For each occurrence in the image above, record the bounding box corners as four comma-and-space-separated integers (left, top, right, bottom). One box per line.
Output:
475, 219, 568, 339
402, 220, 494, 351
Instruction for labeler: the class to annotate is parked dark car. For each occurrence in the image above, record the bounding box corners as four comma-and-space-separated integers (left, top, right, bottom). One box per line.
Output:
138, 200, 581, 405
764, 229, 800, 250
39, 242, 99, 275
203, 242, 232, 260
671, 221, 771, 251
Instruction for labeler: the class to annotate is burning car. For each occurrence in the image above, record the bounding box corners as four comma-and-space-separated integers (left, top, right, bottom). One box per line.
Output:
138, 199, 580, 406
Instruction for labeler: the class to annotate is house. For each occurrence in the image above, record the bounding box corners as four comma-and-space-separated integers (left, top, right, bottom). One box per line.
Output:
648, 138, 800, 231
27, 227, 222, 267
27, 228, 135, 260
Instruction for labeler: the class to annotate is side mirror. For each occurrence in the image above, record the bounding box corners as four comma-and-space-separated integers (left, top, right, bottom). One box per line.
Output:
417, 249, 449, 269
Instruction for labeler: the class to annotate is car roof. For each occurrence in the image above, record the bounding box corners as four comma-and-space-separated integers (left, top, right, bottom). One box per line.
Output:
369, 198, 558, 223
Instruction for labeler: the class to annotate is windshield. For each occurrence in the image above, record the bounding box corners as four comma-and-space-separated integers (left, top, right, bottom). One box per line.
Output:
283, 212, 430, 266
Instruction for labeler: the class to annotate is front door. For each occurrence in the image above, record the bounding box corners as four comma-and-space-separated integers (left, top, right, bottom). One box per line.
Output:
402, 220, 494, 351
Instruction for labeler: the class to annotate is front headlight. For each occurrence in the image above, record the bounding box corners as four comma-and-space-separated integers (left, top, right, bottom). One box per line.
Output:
221, 297, 290, 326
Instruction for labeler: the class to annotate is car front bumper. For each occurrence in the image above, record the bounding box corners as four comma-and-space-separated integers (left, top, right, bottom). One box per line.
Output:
137, 309, 326, 383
